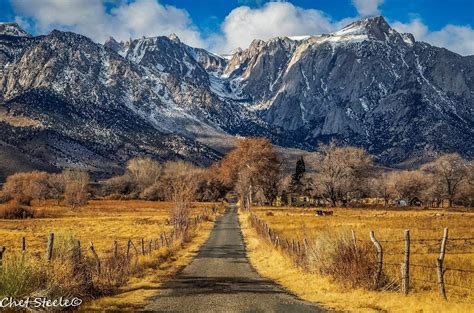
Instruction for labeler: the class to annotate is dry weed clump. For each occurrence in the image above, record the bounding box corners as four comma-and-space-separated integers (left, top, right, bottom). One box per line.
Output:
0, 200, 60, 219
0, 201, 34, 219
0, 255, 47, 297
305, 231, 381, 289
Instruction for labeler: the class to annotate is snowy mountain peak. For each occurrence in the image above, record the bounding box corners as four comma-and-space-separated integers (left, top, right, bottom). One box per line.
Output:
168, 33, 181, 43
104, 36, 124, 52
0, 22, 31, 37
334, 16, 396, 41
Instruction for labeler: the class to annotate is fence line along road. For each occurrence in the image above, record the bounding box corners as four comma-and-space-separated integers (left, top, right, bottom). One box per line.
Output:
249, 213, 473, 301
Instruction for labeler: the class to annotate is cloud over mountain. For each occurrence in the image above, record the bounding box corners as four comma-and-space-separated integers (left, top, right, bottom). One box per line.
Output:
9, 0, 474, 55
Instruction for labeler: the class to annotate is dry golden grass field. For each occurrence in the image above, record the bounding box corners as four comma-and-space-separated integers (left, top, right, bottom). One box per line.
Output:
0, 200, 218, 255
0, 200, 220, 307
241, 206, 474, 312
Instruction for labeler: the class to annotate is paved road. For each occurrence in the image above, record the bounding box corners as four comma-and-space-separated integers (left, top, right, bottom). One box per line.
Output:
145, 206, 324, 312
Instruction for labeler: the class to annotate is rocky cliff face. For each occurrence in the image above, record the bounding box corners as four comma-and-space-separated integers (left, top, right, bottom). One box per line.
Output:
223, 16, 474, 164
0, 17, 472, 179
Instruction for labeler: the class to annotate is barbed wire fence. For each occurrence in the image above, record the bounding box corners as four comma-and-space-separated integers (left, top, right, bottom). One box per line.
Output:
248, 212, 473, 300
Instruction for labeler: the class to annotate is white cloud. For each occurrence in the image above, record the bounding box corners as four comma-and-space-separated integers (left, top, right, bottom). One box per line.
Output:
392, 18, 474, 56
352, 0, 384, 16
210, 2, 353, 53
10, 0, 474, 56
11, 0, 205, 47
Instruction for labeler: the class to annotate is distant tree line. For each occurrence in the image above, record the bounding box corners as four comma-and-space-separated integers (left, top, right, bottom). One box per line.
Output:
0, 169, 89, 208
1, 138, 473, 210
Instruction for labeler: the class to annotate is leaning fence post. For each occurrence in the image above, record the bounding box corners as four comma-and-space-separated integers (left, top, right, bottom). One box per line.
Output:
370, 231, 383, 289
126, 239, 132, 259
89, 242, 101, 274
47, 233, 55, 261
351, 230, 357, 249
130, 240, 139, 265
437, 227, 448, 300
21, 237, 26, 253
0, 247, 5, 266
401, 229, 410, 295
113, 240, 118, 258
76, 240, 82, 261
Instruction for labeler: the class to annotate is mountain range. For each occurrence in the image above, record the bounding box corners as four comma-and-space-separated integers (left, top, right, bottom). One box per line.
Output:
0, 16, 473, 180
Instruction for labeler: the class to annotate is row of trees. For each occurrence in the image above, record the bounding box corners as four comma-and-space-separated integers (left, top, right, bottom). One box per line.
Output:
283, 144, 474, 207
0, 170, 89, 208
1, 138, 473, 209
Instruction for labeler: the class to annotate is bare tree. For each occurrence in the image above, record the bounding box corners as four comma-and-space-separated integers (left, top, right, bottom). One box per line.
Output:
370, 173, 393, 206
126, 157, 162, 193
422, 154, 468, 207
388, 170, 429, 204
161, 161, 202, 226
308, 142, 373, 207
2, 171, 49, 205
47, 173, 66, 205
467, 161, 474, 187
63, 170, 90, 209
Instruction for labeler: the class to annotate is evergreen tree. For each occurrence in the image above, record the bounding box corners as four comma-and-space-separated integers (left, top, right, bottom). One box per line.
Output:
290, 156, 305, 193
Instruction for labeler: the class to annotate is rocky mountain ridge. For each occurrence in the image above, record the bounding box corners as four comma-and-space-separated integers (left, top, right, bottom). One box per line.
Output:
0, 17, 472, 179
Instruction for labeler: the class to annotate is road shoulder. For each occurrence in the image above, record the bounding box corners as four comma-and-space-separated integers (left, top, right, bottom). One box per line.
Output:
82, 220, 215, 311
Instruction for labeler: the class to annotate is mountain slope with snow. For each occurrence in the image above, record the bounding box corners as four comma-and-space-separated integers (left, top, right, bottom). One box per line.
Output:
0, 16, 472, 179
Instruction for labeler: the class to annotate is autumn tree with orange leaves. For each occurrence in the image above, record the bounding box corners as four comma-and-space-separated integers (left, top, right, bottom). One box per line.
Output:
216, 138, 281, 209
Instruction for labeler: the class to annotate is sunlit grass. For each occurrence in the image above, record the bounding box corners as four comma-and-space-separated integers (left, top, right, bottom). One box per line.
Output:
241, 206, 474, 312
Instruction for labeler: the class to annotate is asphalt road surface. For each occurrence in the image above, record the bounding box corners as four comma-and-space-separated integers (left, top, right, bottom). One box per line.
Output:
145, 206, 325, 312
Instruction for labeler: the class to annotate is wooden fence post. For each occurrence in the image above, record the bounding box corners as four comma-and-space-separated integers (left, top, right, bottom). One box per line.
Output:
437, 227, 448, 300
126, 239, 132, 259
21, 237, 26, 253
0, 247, 5, 267
89, 242, 101, 274
113, 240, 118, 258
160, 233, 164, 247
401, 229, 410, 295
351, 230, 357, 249
370, 230, 383, 289
47, 233, 54, 261
76, 240, 82, 261
130, 240, 139, 265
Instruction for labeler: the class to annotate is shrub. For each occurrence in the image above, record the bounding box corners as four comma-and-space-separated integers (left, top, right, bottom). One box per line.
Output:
0, 191, 9, 204
140, 182, 164, 201
306, 230, 380, 289
102, 174, 135, 197
0, 201, 34, 219
1, 171, 49, 205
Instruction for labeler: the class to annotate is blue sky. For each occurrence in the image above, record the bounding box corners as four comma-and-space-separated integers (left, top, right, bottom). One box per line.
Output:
1, 0, 473, 55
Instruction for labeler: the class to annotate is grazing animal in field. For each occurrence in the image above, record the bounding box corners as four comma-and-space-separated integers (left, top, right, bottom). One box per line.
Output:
316, 210, 334, 216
